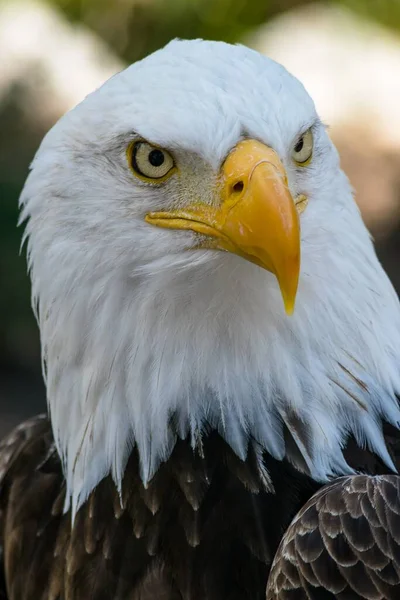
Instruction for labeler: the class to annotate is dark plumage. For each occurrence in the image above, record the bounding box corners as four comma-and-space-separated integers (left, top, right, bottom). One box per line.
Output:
1, 416, 400, 599
0, 416, 316, 600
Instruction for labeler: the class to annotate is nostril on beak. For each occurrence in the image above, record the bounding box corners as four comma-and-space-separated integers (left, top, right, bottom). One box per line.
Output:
232, 180, 244, 194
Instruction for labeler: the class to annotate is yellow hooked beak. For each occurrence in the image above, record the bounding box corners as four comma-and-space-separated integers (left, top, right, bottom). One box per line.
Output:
146, 139, 302, 315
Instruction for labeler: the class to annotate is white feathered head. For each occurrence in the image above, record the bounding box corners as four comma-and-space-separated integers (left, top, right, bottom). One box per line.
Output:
19, 39, 400, 516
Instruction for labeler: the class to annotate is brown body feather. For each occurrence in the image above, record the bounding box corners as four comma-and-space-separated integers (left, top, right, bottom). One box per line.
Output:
0, 416, 318, 600
1, 415, 400, 599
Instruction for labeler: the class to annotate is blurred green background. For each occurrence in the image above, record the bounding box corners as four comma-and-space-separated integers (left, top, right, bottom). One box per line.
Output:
1, 0, 400, 436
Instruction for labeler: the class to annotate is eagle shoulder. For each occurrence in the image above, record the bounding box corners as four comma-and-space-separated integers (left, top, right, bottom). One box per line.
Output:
266, 474, 400, 599
0, 415, 54, 600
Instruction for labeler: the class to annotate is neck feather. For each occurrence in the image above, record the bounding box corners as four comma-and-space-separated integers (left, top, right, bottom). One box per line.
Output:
39, 247, 400, 518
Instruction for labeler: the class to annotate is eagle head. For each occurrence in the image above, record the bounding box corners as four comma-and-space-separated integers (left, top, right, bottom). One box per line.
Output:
19, 39, 400, 516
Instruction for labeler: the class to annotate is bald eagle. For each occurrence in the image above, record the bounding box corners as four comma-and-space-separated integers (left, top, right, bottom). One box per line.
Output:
1, 39, 400, 600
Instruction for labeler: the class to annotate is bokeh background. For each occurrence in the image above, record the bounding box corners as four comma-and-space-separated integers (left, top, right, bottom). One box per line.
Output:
1, 0, 400, 438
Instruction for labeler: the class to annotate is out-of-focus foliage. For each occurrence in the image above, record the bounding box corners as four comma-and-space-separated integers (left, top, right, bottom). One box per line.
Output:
340, 0, 400, 34
45, 0, 400, 65
49, 0, 305, 62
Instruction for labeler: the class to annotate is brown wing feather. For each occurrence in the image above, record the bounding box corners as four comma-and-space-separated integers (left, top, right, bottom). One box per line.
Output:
266, 474, 400, 600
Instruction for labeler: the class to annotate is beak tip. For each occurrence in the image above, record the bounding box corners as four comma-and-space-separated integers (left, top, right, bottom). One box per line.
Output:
280, 276, 299, 316
284, 302, 296, 316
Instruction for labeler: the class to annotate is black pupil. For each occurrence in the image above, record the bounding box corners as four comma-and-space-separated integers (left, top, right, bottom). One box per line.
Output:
294, 137, 304, 153
148, 149, 165, 167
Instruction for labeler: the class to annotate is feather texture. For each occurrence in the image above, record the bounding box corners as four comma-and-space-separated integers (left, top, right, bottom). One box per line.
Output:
267, 474, 400, 599
3, 416, 400, 599
0, 416, 319, 600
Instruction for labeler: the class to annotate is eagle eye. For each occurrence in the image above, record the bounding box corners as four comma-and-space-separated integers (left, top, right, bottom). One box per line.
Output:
292, 128, 313, 166
128, 141, 175, 182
